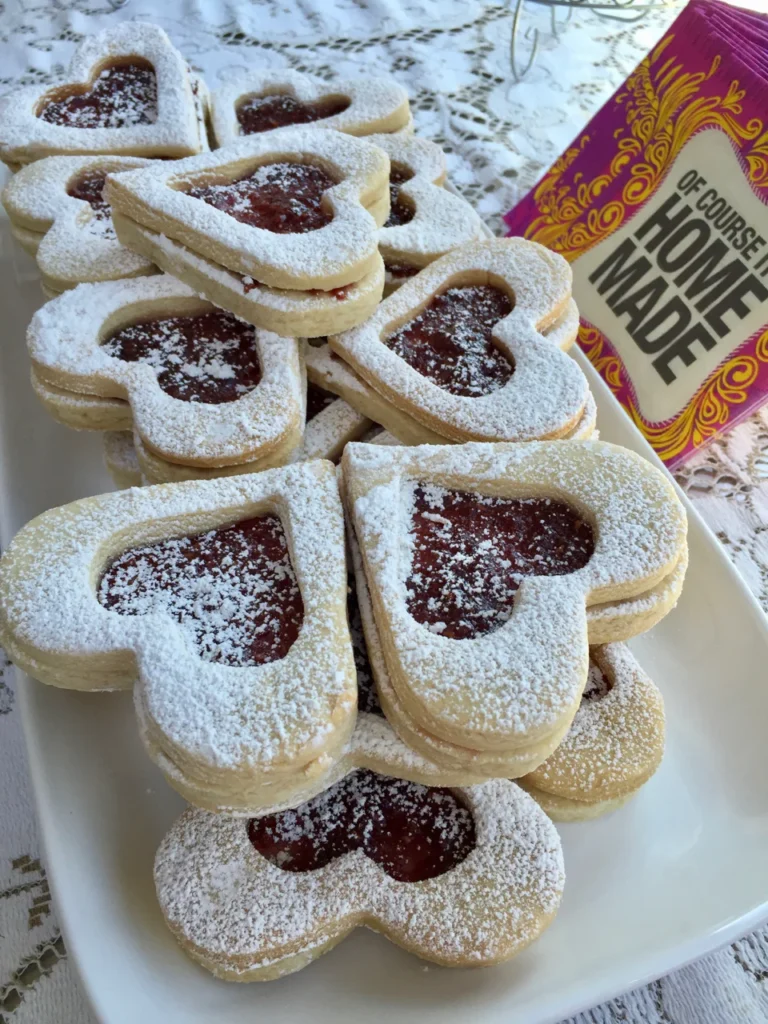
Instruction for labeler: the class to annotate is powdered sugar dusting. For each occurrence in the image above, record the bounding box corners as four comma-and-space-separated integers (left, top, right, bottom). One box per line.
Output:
2, 155, 156, 285
106, 128, 388, 288
211, 70, 409, 147
331, 239, 590, 442
99, 515, 303, 667
0, 24, 205, 164
344, 440, 686, 744
523, 643, 665, 802
154, 779, 564, 973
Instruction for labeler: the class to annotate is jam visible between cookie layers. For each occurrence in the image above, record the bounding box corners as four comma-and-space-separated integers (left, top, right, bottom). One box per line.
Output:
249, 768, 475, 881
386, 284, 514, 396
384, 164, 415, 228
385, 262, 419, 280
102, 309, 262, 404
347, 575, 383, 716
306, 382, 337, 422
39, 61, 158, 129
406, 484, 595, 639
236, 93, 351, 135
582, 660, 612, 703
185, 162, 336, 233
98, 516, 303, 666
67, 169, 115, 236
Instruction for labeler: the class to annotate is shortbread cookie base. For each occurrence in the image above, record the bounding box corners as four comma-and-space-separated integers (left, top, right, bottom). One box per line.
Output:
520, 643, 665, 807
31, 369, 132, 431
517, 781, 635, 822
134, 430, 297, 484
8, 219, 44, 256
114, 215, 385, 338
103, 431, 142, 488
135, 688, 357, 815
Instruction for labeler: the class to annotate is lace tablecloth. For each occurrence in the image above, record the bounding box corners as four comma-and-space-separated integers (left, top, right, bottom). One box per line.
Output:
1, 1, 767, 1021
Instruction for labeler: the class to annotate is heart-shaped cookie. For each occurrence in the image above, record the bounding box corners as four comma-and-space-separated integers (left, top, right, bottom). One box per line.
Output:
155, 776, 564, 979
27, 277, 305, 468
343, 440, 687, 765
2, 155, 156, 294
211, 70, 410, 147
107, 128, 390, 336
0, 24, 208, 167
366, 134, 487, 292
331, 238, 592, 442
0, 464, 357, 812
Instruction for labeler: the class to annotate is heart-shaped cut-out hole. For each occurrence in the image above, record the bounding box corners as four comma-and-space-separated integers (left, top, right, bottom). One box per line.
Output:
306, 382, 336, 422
39, 60, 158, 129
581, 660, 612, 703
98, 516, 303, 666
405, 483, 595, 639
66, 169, 115, 238
184, 161, 336, 234
249, 768, 475, 881
101, 309, 262, 404
346, 573, 383, 717
386, 284, 514, 396
383, 163, 415, 228
236, 92, 351, 135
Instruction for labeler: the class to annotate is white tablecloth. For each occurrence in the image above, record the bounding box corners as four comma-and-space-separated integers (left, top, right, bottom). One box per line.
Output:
1, 1, 767, 1021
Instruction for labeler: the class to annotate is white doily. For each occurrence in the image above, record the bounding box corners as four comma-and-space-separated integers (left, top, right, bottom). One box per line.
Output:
1, 3, 767, 1022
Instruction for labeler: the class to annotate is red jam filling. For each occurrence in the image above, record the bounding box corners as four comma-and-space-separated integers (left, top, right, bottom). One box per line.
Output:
582, 660, 612, 703
236, 92, 351, 135
241, 276, 350, 301
98, 516, 303, 666
385, 261, 419, 279
384, 164, 415, 228
249, 768, 475, 881
39, 61, 158, 129
67, 170, 111, 219
306, 382, 336, 422
102, 309, 261, 404
386, 284, 514, 396
406, 484, 595, 639
347, 576, 383, 717
185, 162, 335, 233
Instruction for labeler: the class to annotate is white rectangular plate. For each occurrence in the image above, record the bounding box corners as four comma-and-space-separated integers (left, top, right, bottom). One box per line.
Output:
2, 201, 768, 1024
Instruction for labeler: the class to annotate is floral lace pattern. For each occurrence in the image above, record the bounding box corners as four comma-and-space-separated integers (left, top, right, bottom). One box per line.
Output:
1, 2, 767, 1023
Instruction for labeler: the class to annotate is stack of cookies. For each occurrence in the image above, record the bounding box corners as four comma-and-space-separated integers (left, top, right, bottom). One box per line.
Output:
0, 22, 688, 984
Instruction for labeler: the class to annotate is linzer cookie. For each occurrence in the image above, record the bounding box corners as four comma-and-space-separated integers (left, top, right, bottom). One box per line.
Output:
105, 128, 389, 337
0, 24, 208, 168
520, 643, 665, 820
154, 776, 564, 980
2, 156, 156, 295
0, 464, 358, 812
211, 70, 411, 147
130, 381, 372, 485
331, 239, 593, 442
343, 440, 686, 775
504, 0, 768, 468
27, 278, 304, 469
367, 134, 486, 293
309, 306, 593, 445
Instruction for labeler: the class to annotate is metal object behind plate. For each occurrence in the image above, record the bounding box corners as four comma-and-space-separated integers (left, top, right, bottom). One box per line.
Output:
508, 0, 683, 81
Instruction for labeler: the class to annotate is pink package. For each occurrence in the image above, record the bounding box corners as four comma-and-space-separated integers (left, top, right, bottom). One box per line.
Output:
504, 0, 768, 467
